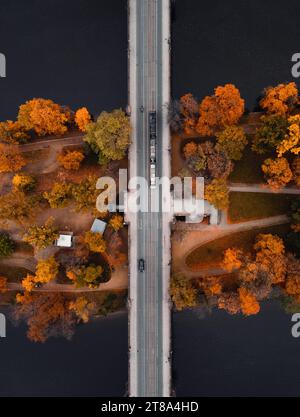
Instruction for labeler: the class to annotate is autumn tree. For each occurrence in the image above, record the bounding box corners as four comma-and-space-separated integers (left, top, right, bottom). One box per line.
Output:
69, 296, 96, 323
276, 115, 300, 157
259, 82, 298, 115
238, 287, 260, 316
0, 143, 26, 173
17, 98, 70, 136
109, 214, 124, 231
0, 233, 14, 258
84, 231, 106, 253
57, 150, 85, 170
285, 255, 300, 303
196, 84, 244, 136
222, 248, 243, 272
215, 125, 247, 160
252, 115, 288, 154
43, 182, 73, 208
0, 191, 38, 224
205, 178, 229, 210
12, 173, 36, 192
13, 292, 75, 342
23, 218, 59, 250
201, 141, 233, 179
67, 264, 104, 288
170, 272, 198, 311
217, 292, 241, 315
21, 274, 36, 292
0, 276, 8, 293
180, 93, 199, 134
254, 233, 287, 284
261, 157, 292, 190
0, 120, 30, 144
183, 141, 198, 159
35, 256, 59, 283
84, 109, 131, 163
72, 176, 99, 212
292, 157, 300, 187
75, 107, 92, 132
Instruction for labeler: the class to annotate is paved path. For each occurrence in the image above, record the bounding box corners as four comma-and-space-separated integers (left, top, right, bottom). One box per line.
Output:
229, 183, 300, 194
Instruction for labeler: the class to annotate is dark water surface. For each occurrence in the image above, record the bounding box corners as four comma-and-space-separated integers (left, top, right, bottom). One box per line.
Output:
172, 0, 300, 396
172, 0, 300, 110
0, 0, 128, 397
0, 312, 128, 397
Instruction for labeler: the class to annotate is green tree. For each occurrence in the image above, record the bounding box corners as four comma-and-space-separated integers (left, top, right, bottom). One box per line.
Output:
215, 125, 248, 160
252, 115, 288, 154
170, 272, 198, 311
67, 264, 104, 288
84, 109, 131, 162
0, 233, 14, 257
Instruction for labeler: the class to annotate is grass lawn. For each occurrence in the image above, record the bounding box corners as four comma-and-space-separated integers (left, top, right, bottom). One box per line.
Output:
0, 265, 31, 282
229, 192, 296, 223
229, 145, 268, 184
186, 223, 290, 270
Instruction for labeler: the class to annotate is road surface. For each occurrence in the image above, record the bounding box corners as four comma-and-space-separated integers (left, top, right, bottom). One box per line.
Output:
128, 0, 171, 397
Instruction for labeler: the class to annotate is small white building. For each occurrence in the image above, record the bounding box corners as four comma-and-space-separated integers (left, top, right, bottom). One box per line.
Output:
55, 232, 74, 248
91, 219, 107, 234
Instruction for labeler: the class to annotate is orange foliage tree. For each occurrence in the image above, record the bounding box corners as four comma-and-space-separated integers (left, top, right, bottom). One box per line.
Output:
18, 98, 70, 136
197, 84, 244, 136
180, 93, 199, 134
57, 150, 85, 170
14, 292, 75, 342
35, 257, 59, 284
0, 144, 26, 173
0, 276, 8, 293
222, 248, 243, 272
75, 107, 92, 132
261, 157, 292, 190
260, 82, 298, 115
238, 287, 260, 316
84, 231, 106, 253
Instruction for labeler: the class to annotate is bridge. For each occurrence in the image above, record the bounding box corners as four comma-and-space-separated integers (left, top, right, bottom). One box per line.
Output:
127, 0, 171, 397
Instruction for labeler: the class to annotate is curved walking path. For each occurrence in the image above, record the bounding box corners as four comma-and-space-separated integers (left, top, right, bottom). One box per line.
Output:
172, 215, 289, 277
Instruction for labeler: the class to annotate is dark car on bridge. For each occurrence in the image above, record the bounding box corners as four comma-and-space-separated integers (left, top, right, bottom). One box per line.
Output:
138, 259, 145, 272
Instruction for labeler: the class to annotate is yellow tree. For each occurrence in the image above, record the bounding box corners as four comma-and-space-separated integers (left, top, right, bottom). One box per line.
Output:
43, 182, 73, 208
18, 98, 69, 136
197, 84, 244, 136
0, 144, 26, 173
84, 231, 106, 253
205, 178, 229, 210
21, 274, 36, 292
215, 125, 248, 160
57, 150, 85, 170
0, 120, 30, 144
277, 115, 300, 157
260, 82, 298, 115
75, 107, 92, 132
109, 214, 124, 231
261, 157, 292, 190
35, 256, 59, 283
23, 218, 59, 249
12, 173, 36, 191
69, 296, 96, 323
